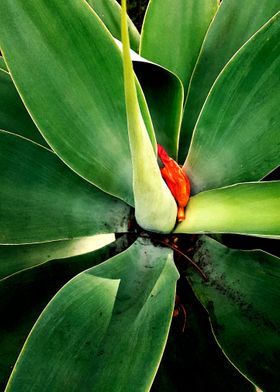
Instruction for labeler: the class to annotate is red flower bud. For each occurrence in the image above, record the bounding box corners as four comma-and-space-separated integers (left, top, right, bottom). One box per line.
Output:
158, 144, 190, 221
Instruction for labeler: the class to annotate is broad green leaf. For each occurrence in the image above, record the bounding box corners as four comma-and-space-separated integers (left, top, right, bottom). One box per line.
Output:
0, 0, 136, 204
121, 0, 177, 233
140, 0, 218, 91
184, 14, 280, 192
0, 234, 115, 280
153, 278, 255, 392
0, 131, 130, 244
115, 38, 184, 161
6, 238, 179, 392
188, 235, 280, 390
0, 56, 8, 72
0, 237, 126, 390
175, 182, 280, 238
180, 0, 280, 160
0, 70, 48, 147
86, 0, 140, 51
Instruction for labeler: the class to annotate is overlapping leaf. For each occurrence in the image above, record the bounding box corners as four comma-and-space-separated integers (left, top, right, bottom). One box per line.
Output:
153, 279, 255, 392
0, 70, 48, 146
180, 0, 280, 159
0, 131, 129, 244
0, 237, 124, 390
115, 39, 183, 159
135, 61, 183, 159
0, 56, 8, 72
121, 0, 177, 233
0, 1, 279, 391
86, 0, 140, 51
6, 239, 179, 392
187, 235, 280, 390
184, 13, 280, 191
0, 234, 115, 280
0, 0, 139, 204
140, 0, 218, 91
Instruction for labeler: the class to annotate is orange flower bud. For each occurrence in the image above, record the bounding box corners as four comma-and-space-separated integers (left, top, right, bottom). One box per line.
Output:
158, 144, 190, 221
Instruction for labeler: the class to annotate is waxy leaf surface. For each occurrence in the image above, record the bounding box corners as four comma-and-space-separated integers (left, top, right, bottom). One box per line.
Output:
140, 0, 218, 91
175, 182, 280, 238
0, 0, 136, 204
184, 14, 280, 192
0, 131, 129, 244
188, 235, 280, 390
180, 0, 280, 159
6, 239, 179, 392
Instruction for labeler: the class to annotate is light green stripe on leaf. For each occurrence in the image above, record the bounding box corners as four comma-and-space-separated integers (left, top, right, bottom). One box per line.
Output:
121, 0, 177, 233
175, 182, 280, 238
184, 13, 280, 192
86, 0, 140, 52
6, 238, 179, 392
0, 234, 115, 280
180, 0, 280, 160
140, 0, 218, 92
0, 131, 130, 244
188, 235, 280, 390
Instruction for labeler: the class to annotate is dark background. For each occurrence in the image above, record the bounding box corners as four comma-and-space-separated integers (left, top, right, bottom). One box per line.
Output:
117, 0, 149, 31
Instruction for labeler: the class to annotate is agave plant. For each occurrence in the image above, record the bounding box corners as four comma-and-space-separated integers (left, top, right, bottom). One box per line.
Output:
0, 0, 279, 391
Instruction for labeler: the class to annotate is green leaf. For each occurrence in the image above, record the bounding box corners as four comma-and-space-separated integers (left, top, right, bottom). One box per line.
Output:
0, 234, 115, 280
121, 0, 177, 233
6, 238, 179, 392
184, 13, 280, 192
0, 131, 130, 244
86, 0, 140, 52
115, 38, 184, 159
140, 0, 218, 91
174, 182, 280, 238
0, 237, 126, 390
188, 235, 280, 390
0, 70, 48, 147
153, 278, 255, 392
180, 0, 280, 161
0, 56, 8, 72
0, 0, 135, 204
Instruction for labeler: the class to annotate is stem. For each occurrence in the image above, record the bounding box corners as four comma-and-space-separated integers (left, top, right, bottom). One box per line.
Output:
154, 238, 208, 281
